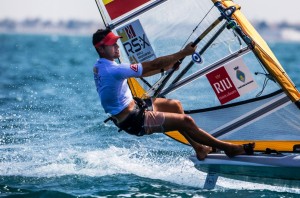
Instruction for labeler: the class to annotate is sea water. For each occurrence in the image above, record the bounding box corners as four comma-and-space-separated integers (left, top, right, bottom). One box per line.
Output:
0, 33, 300, 197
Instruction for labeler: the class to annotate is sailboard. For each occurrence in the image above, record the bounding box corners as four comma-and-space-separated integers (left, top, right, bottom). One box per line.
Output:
95, 0, 300, 188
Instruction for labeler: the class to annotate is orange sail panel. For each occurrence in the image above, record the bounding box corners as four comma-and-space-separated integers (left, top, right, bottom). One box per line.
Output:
103, 0, 151, 20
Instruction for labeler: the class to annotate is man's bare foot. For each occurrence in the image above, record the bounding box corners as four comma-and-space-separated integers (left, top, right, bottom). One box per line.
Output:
224, 143, 255, 158
196, 145, 212, 160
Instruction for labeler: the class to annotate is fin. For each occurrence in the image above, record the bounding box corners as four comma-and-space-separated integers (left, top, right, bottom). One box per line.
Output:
243, 142, 255, 155
204, 172, 218, 190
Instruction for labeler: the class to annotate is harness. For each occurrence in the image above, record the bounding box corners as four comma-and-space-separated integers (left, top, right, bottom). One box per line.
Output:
104, 97, 149, 136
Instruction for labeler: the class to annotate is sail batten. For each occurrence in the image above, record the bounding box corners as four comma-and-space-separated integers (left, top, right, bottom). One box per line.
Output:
211, 93, 290, 138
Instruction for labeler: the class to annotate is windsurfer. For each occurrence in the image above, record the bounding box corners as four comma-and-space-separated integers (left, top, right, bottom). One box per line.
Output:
92, 28, 254, 160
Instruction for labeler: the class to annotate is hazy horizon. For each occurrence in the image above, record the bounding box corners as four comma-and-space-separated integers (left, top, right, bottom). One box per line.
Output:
0, 0, 299, 24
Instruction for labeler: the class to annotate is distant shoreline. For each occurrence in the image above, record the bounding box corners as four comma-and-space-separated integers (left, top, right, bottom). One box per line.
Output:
0, 18, 102, 36
1, 18, 300, 41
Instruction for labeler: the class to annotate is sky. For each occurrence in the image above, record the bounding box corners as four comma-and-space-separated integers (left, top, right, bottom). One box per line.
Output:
0, 0, 299, 24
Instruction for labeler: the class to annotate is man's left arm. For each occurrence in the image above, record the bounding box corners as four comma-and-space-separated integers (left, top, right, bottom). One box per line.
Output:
140, 43, 196, 77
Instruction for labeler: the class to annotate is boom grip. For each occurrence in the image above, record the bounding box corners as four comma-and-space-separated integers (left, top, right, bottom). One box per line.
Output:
173, 40, 197, 70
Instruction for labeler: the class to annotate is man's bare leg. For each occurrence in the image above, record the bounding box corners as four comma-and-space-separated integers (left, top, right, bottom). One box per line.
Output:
152, 98, 249, 157
152, 98, 212, 159
162, 112, 246, 157
180, 131, 212, 160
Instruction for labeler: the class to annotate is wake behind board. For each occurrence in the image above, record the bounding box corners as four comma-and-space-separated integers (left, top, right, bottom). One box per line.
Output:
190, 153, 300, 189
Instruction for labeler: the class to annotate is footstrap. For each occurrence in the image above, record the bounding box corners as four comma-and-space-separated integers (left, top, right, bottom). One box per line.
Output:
243, 143, 255, 155
263, 148, 281, 155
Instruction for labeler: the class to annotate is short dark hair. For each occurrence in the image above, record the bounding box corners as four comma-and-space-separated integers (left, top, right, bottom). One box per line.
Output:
92, 28, 111, 47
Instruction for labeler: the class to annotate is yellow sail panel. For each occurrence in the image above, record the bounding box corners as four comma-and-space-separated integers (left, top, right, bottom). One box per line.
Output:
219, 0, 300, 103
163, 135, 300, 152
165, 131, 190, 145
127, 78, 146, 98
227, 140, 300, 153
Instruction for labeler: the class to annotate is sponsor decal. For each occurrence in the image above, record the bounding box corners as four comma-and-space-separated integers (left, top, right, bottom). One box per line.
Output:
130, 64, 138, 72
117, 20, 156, 64
102, 0, 150, 20
236, 68, 245, 82
206, 57, 257, 104
206, 67, 240, 104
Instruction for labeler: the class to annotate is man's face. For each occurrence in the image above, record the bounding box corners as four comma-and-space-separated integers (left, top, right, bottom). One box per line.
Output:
100, 43, 120, 60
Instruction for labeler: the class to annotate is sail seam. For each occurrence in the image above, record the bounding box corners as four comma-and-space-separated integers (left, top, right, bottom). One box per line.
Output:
211, 93, 290, 138
185, 90, 283, 113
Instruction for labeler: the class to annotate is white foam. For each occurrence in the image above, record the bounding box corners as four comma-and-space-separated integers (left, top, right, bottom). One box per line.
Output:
1, 144, 299, 193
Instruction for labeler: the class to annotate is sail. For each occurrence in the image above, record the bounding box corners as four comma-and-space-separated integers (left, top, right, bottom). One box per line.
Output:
95, 0, 300, 152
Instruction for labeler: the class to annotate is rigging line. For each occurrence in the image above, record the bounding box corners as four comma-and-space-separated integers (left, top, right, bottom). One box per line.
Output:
181, 5, 215, 49
254, 54, 277, 98
255, 77, 269, 97
253, 41, 270, 77
252, 47, 269, 76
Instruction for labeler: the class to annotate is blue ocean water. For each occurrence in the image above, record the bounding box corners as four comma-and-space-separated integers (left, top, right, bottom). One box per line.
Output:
0, 33, 300, 197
